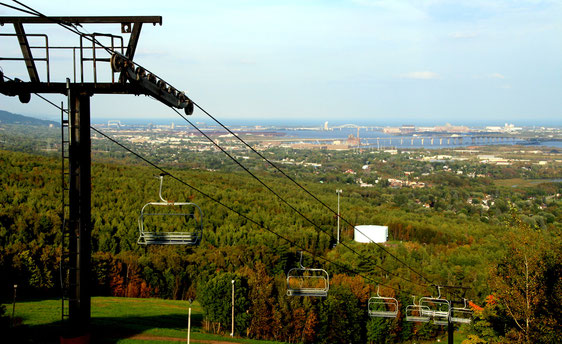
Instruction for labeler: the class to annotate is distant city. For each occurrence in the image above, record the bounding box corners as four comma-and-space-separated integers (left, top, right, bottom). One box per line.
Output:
91, 120, 562, 151
88, 117, 562, 128
95, 120, 559, 133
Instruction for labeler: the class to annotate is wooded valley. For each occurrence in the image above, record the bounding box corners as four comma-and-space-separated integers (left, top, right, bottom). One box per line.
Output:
0, 124, 561, 343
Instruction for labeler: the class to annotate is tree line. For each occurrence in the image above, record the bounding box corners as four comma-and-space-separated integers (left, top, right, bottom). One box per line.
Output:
0, 146, 561, 343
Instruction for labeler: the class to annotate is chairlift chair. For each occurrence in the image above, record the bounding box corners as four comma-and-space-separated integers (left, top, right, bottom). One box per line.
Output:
405, 296, 431, 323
286, 252, 329, 297
368, 286, 399, 318
419, 286, 451, 326
450, 299, 473, 324
137, 175, 203, 245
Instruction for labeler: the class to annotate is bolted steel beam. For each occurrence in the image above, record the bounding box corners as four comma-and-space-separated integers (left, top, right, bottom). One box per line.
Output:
13, 22, 40, 82
0, 16, 162, 25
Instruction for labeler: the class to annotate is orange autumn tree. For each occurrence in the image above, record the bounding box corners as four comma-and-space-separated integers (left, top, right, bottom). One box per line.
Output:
485, 213, 562, 343
241, 262, 277, 339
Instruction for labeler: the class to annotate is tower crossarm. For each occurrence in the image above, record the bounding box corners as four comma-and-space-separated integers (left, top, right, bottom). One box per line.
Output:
0, 15, 193, 114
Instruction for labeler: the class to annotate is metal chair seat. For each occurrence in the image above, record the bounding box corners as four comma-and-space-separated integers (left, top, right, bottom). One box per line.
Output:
137, 175, 202, 246
368, 288, 399, 318
138, 231, 197, 245
286, 252, 329, 297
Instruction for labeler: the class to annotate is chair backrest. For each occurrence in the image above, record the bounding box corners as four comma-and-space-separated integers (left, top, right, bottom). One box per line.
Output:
137, 175, 203, 245
286, 252, 329, 297
368, 286, 399, 318
450, 299, 472, 324
368, 297, 399, 318
405, 304, 431, 322
138, 201, 203, 245
420, 296, 450, 326
286, 267, 329, 297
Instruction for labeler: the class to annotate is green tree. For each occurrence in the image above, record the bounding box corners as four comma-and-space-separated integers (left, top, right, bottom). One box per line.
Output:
316, 285, 366, 344
366, 317, 392, 343
198, 272, 250, 336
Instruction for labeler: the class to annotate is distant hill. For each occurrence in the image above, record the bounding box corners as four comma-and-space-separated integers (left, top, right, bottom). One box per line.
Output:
0, 110, 58, 126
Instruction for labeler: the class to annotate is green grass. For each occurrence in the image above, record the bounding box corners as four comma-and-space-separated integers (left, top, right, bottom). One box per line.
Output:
494, 178, 559, 187
4, 296, 283, 343
5, 297, 469, 343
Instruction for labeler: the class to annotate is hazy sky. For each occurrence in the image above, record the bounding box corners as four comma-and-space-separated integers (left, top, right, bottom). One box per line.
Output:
1, 0, 561, 125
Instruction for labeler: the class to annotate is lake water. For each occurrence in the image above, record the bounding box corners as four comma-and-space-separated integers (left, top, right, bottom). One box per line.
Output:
275, 128, 562, 149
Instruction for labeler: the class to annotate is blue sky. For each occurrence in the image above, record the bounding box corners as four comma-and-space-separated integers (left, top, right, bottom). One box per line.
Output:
1, 0, 561, 125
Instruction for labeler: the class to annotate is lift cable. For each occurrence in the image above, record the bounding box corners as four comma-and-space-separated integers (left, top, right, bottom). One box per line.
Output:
174, 108, 470, 301
0, 1, 37, 16
1, 4, 458, 295
3, 2, 436, 291
0, 72, 417, 297
1, 2, 469, 298
0, 0, 438, 289
168, 107, 428, 287
91, 125, 426, 296
6, 1, 192, 115
7, 0, 115, 55
190, 101, 434, 285
2, 2, 387, 276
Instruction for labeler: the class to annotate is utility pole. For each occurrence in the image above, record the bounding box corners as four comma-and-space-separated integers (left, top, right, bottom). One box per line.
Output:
11, 284, 17, 327
187, 299, 192, 344
336, 189, 342, 244
448, 316, 454, 344
231, 279, 235, 337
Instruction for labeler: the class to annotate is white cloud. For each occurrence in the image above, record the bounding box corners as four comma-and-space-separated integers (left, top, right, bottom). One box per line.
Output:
489, 73, 505, 79
400, 71, 440, 79
472, 73, 507, 80
449, 32, 478, 39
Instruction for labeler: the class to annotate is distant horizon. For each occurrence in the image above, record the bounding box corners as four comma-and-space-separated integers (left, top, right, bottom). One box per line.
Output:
6, 109, 561, 128
94, 118, 561, 128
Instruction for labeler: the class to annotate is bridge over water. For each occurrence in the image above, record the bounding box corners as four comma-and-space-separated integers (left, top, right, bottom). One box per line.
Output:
363, 135, 519, 148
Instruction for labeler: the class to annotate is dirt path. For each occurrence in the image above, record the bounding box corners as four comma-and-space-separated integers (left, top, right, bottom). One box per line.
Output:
127, 333, 244, 343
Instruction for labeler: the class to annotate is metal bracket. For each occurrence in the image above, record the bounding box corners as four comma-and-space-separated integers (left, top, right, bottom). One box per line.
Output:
111, 53, 194, 115
121, 22, 132, 33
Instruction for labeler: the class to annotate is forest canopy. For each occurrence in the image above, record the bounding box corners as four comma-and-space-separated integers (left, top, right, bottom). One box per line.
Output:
1, 123, 561, 343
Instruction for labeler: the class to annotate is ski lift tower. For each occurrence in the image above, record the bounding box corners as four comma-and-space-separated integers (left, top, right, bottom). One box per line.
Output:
0, 15, 193, 343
